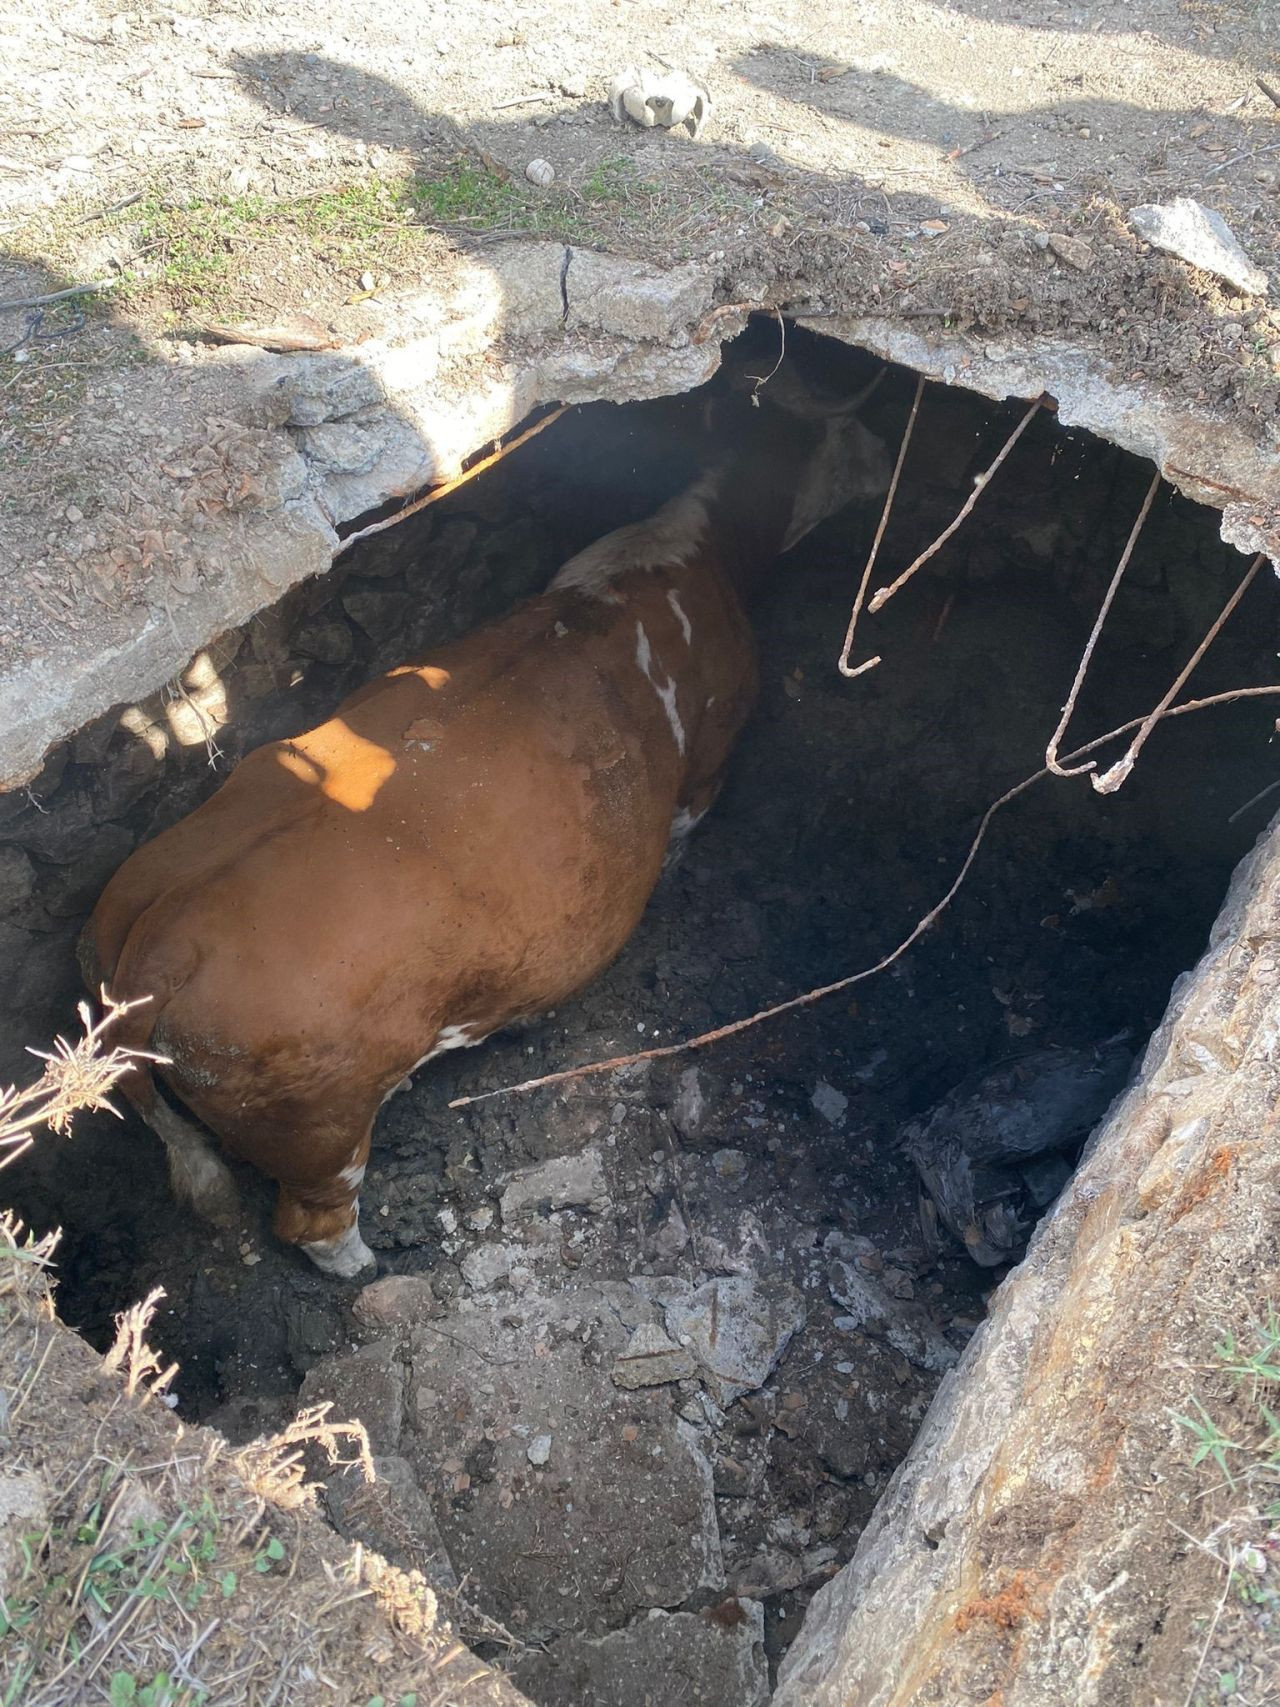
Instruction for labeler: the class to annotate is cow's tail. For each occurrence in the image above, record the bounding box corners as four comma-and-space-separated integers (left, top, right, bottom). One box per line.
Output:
81, 922, 241, 1230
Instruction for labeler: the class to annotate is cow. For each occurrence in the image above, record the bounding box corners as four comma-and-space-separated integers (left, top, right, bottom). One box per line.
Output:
80, 366, 888, 1276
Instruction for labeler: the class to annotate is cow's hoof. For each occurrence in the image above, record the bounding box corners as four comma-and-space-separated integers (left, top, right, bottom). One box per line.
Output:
301, 1223, 377, 1279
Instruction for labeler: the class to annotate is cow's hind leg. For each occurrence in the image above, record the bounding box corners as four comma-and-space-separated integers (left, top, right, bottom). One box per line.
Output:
146, 1092, 240, 1228
273, 1127, 375, 1279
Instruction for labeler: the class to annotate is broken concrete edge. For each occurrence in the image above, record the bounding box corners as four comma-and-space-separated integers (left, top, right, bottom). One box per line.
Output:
773, 803, 1280, 1706
802, 314, 1280, 546
2, 238, 1277, 795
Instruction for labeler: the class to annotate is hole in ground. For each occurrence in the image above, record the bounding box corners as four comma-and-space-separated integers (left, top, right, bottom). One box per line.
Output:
3, 322, 1277, 1702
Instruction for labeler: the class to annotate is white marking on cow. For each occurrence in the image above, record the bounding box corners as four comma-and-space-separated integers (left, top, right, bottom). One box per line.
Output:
302, 1219, 375, 1279
431, 1024, 480, 1056
666, 588, 693, 645
663, 803, 708, 871
551, 476, 718, 595
339, 1159, 367, 1192
635, 621, 686, 755
670, 804, 707, 842
378, 1025, 489, 1105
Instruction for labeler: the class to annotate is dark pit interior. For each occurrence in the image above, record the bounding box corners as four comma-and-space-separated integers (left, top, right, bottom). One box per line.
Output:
3, 322, 1278, 1701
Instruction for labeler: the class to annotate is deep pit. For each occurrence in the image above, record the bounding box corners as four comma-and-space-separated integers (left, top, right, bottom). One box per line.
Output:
4, 325, 1278, 1703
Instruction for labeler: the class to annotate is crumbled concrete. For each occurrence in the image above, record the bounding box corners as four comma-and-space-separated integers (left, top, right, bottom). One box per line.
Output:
612, 1322, 697, 1390
810, 1081, 849, 1127
460, 1241, 522, 1291
1129, 197, 1268, 298
324, 1453, 457, 1593
512, 1601, 768, 1707
827, 1255, 959, 1375
402, 1285, 724, 1638
672, 1067, 707, 1140
498, 1146, 610, 1223
663, 1275, 806, 1406
353, 1273, 438, 1328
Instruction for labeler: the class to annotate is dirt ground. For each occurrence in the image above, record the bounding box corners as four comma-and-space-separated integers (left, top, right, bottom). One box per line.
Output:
5, 341, 1279, 1700
2, 0, 1279, 529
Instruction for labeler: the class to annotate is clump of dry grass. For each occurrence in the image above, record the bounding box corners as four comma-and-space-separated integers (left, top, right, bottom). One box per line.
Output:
0, 994, 159, 1168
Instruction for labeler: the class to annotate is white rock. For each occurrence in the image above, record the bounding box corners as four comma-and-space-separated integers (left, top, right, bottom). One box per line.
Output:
673, 1065, 706, 1137
527, 1434, 553, 1466
1129, 197, 1268, 296
460, 1242, 520, 1290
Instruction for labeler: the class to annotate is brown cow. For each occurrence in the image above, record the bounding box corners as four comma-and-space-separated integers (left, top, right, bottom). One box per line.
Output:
82, 371, 887, 1275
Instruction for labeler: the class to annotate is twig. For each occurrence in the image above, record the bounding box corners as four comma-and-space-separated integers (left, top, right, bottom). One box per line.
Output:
0, 279, 117, 311
1258, 77, 1280, 111
837, 371, 925, 678
492, 92, 557, 109
946, 128, 1004, 160
1228, 776, 1280, 824
449, 683, 1280, 1107
867, 395, 1044, 615
1182, 1541, 1238, 1707
1207, 138, 1280, 177
1044, 468, 1162, 777
1091, 553, 1264, 794
76, 191, 143, 225
335, 406, 568, 556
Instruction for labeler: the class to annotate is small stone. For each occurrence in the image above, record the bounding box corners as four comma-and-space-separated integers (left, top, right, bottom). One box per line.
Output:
525, 158, 556, 188
527, 1434, 553, 1466
359, 270, 375, 290
1047, 232, 1093, 271
673, 1067, 706, 1139
354, 1273, 436, 1327
811, 1081, 849, 1127
560, 75, 587, 99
